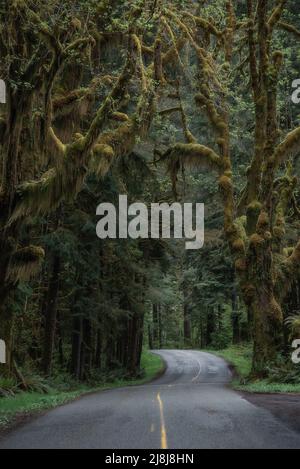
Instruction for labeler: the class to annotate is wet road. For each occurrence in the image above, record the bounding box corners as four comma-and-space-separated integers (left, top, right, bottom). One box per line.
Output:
1, 350, 300, 449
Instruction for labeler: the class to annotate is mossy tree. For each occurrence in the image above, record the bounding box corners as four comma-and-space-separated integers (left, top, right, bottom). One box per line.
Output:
0, 0, 190, 377
158, 0, 300, 375
0, 0, 166, 373
1, 0, 300, 379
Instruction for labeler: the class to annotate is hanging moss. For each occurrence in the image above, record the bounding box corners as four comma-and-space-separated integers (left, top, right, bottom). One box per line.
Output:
232, 239, 245, 253
246, 200, 262, 235
218, 175, 233, 193
249, 233, 265, 248
71, 18, 82, 30
6, 245, 45, 283
235, 258, 247, 272
256, 210, 269, 235
111, 112, 129, 122
273, 127, 300, 168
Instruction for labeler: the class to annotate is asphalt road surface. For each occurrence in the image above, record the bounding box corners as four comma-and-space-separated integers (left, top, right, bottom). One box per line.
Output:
1, 350, 300, 449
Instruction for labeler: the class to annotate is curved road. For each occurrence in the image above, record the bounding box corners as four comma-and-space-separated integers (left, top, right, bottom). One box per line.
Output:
1, 350, 300, 449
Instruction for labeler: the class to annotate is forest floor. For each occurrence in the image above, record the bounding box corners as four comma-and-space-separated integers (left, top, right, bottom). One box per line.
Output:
0, 350, 164, 434
208, 344, 300, 393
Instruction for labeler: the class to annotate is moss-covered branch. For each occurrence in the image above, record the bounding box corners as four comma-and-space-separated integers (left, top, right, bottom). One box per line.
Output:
182, 11, 222, 38
81, 35, 137, 157
273, 126, 300, 168
268, 0, 287, 34
161, 143, 221, 195
276, 240, 300, 301
277, 21, 300, 38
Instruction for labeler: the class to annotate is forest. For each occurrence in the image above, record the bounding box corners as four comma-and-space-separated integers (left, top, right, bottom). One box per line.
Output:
0, 0, 300, 399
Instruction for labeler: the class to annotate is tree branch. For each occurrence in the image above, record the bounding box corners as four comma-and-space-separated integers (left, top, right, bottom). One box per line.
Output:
277, 21, 300, 38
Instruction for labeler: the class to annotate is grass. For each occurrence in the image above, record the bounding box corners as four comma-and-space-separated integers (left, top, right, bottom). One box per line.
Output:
206, 344, 300, 394
207, 344, 252, 379
235, 380, 300, 393
0, 350, 164, 430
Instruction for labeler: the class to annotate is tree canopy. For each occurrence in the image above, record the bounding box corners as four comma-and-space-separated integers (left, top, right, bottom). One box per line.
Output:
0, 0, 300, 389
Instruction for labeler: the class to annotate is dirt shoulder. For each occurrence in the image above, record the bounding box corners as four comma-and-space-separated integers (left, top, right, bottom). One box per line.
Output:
241, 392, 300, 433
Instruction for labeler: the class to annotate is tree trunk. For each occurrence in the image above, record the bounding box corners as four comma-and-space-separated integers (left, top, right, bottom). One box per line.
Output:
240, 214, 283, 376
183, 303, 192, 346
148, 323, 153, 350
251, 291, 283, 376
206, 306, 215, 346
126, 313, 144, 376
158, 304, 162, 349
231, 283, 240, 344
152, 303, 159, 348
94, 329, 102, 368
42, 255, 61, 375
71, 315, 83, 379
57, 311, 64, 367
81, 318, 92, 380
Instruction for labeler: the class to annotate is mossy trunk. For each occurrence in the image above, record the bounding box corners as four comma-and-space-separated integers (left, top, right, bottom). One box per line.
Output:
251, 291, 283, 377
242, 219, 283, 376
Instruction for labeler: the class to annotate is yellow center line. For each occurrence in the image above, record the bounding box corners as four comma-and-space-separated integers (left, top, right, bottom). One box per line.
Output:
157, 392, 168, 449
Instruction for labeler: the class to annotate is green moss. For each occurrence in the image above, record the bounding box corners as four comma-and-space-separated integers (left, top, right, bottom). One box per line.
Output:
232, 239, 245, 253
235, 258, 246, 272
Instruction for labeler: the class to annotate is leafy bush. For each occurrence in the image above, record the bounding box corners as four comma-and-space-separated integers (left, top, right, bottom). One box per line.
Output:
0, 377, 18, 397
267, 365, 300, 384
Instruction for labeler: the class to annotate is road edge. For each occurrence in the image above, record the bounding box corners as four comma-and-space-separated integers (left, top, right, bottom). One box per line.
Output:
0, 350, 166, 439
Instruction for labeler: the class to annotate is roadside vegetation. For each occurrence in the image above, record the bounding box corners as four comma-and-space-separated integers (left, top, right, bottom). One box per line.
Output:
0, 351, 164, 430
209, 345, 300, 394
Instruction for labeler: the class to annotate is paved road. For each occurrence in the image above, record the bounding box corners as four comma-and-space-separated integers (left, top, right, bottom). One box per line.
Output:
1, 350, 300, 449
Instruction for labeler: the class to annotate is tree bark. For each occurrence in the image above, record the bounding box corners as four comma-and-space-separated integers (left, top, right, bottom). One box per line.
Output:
183, 299, 192, 346
42, 254, 61, 375
231, 280, 240, 344
71, 314, 83, 379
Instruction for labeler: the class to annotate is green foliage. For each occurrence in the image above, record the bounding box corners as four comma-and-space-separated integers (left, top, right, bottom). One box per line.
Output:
0, 351, 163, 429
211, 344, 300, 393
